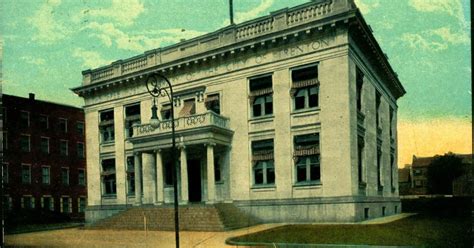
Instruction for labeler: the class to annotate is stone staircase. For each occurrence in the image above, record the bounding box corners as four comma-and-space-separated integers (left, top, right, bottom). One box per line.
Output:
87, 203, 260, 231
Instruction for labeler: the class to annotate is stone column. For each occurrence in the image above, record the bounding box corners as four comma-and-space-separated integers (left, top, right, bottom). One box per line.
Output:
134, 152, 142, 205
206, 143, 216, 203
155, 149, 164, 205
179, 146, 189, 204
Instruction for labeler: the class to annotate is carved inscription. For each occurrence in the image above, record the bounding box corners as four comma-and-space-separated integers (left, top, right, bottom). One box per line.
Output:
87, 31, 337, 105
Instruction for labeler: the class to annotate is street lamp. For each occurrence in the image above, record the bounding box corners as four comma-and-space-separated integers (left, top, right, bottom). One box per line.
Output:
145, 73, 180, 248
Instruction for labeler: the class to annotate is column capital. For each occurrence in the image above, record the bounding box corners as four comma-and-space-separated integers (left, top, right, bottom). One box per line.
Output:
134, 151, 141, 156
178, 144, 186, 150
205, 142, 216, 147
154, 149, 162, 154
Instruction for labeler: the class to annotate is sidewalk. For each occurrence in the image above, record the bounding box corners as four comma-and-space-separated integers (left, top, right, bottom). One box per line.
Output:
5, 214, 414, 248
5, 223, 284, 248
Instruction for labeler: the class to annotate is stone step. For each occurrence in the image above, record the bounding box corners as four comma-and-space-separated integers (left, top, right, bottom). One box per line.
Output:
88, 203, 261, 231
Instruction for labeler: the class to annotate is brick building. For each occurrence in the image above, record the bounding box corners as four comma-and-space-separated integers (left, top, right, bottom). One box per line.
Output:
2, 93, 87, 219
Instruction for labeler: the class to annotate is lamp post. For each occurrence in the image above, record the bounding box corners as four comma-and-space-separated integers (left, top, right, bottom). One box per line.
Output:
145, 73, 180, 248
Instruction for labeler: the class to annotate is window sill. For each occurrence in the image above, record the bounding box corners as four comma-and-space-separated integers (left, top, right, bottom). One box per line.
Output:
101, 141, 115, 146
215, 181, 224, 185
249, 115, 274, 123
293, 181, 322, 189
102, 195, 117, 199
291, 107, 320, 116
251, 185, 276, 191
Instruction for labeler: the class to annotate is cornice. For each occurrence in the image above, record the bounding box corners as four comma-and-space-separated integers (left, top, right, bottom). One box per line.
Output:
72, 0, 357, 96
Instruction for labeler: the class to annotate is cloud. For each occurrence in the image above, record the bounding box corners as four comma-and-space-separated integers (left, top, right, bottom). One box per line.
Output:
28, 0, 71, 44
84, 22, 205, 52
408, 0, 468, 28
230, 0, 274, 25
77, 0, 144, 26
401, 33, 448, 52
401, 26, 470, 52
72, 48, 111, 69
21, 56, 46, 66
430, 27, 470, 45
354, 0, 380, 14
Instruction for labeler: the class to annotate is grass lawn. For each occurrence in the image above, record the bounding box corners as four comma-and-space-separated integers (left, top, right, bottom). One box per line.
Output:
227, 214, 471, 247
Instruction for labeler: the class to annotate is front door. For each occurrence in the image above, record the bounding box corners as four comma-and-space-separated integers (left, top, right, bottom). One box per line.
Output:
187, 159, 202, 202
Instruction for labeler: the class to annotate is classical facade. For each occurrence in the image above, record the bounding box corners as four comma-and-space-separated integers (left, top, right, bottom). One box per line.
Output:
2, 93, 87, 219
73, 0, 405, 224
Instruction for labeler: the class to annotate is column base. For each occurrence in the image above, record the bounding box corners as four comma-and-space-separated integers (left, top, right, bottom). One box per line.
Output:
206, 201, 215, 204
178, 201, 189, 205
153, 202, 164, 206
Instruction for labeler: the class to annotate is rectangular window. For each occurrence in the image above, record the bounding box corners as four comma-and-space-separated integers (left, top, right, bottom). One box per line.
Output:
76, 122, 85, 135
60, 140, 68, 156
205, 94, 220, 114
42, 196, 53, 211
20, 134, 30, 152
2, 163, 8, 184
179, 99, 196, 117
161, 104, 172, 120
377, 149, 382, 189
124, 104, 141, 138
78, 169, 86, 186
2, 131, 7, 150
390, 154, 395, 189
251, 139, 275, 186
59, 118, 68, 133
42, 166, 50, 184
79, 197, 86, 213
77, 142, 85, 158
415, 180, 422, 187
1, 107, 6, 124
356, 67, 364, 111
40, 137, 50, 154
20, 111, 30, 128
100, 110, 115, 143
389, 107, 394, 138
376, 91, 381, 128
249, 75, 273, 117
61, 197, 71, 213
214, 159, 222, 182
101, 158, 117, 195
22, 164, 31, 184
414, 169, 421, 175
39, 115, 49, 129
293, 133, 320, 184
3, 196, 12, 211
357, 137, 364, 183
126, 156, 135, 194
22, 196, 35, 209
291, 65, 319, 110
61, 168, 70, 185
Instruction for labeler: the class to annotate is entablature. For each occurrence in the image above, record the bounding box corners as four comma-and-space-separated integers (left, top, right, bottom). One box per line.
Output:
72, 0, 359, 98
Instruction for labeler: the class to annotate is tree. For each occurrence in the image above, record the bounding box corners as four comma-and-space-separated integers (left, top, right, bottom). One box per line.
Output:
427, 153, 466, 194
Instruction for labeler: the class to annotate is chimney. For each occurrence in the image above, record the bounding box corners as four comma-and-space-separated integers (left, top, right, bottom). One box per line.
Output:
29, 93, 35, 100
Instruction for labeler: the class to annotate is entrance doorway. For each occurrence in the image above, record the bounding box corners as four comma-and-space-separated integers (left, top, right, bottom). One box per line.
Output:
187, 159, 202, 202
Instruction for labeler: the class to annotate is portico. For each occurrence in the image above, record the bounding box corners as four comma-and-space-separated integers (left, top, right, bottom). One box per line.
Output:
129, 111, 233, 205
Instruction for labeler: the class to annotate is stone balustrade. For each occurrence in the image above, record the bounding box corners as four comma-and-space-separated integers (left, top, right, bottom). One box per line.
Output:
133, 111, 230, 138
82, 0, 347, 85
122, 57, 148, 74
236, 18, 274, 40
287, 1, 333, 26
91, 67, 114, 81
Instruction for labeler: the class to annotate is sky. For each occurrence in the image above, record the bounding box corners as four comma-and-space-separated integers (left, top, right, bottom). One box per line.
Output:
1, 0, 472, 166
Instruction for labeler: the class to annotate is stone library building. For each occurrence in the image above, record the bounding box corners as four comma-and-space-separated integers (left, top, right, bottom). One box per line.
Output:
73, 0, 405, 229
